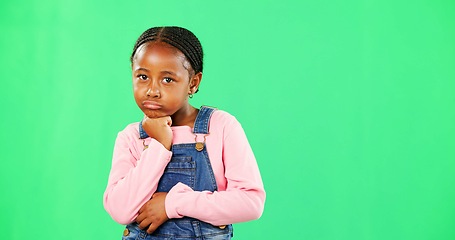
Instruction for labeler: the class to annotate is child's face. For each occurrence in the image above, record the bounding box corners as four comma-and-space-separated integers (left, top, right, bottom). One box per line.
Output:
132, 41, 198, 119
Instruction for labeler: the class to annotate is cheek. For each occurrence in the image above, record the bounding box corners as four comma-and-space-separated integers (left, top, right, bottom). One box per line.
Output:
132, 80, 139, 90
133, 81, 146, 94
170, 87, 190, 100
133, 86, 143, 102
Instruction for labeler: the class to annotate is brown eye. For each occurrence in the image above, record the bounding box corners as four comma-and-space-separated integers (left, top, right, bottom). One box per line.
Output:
162, 77, 174, 83
138, 74, 148, 81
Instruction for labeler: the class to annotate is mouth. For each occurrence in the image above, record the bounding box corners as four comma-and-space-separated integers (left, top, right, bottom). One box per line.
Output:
142, 101, 162, 110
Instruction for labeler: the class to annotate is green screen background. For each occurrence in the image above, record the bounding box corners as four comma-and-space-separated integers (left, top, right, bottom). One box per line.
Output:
1, 0, 454, 239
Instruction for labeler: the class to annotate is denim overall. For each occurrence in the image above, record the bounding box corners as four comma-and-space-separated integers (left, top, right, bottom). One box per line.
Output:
123, 106, 233, 240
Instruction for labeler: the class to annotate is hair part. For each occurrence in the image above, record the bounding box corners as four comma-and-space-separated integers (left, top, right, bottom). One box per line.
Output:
130, 26, 204, 76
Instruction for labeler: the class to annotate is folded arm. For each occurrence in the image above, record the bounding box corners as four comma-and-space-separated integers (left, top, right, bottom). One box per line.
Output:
164, 116, 266, 225
103, 131, 172, 225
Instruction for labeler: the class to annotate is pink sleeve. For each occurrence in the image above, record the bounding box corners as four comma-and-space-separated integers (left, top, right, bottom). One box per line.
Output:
165, 116, 266, 226
103, 129, 172, 224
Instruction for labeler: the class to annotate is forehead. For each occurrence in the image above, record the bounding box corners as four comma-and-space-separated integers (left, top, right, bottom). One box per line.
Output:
133, 41, 188, 70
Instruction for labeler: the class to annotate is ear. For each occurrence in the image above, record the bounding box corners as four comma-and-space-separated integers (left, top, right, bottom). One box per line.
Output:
189, 72, 202, 94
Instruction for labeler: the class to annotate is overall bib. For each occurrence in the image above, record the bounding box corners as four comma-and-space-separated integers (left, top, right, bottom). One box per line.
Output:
123, 106, 233, 240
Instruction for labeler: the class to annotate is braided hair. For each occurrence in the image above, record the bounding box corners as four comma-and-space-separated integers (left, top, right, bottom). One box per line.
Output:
130, 26, 204, 76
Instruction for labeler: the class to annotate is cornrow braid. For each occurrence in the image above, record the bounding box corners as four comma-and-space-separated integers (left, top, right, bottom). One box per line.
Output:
130, 26, 204, 74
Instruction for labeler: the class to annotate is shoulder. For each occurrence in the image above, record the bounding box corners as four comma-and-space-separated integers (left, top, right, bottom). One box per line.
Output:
116, 122, 141, 140
209, 108, 244, 134
210, 109, 238, 126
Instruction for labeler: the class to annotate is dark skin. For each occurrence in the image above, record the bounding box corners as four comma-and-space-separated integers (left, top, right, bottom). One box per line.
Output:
131, 41, 202, 234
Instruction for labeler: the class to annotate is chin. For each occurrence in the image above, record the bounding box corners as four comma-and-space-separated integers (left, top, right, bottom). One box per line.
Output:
143, 109, 169, 119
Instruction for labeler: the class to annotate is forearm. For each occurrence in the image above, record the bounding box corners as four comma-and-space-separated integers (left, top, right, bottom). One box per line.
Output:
162, 112, 266, 225
104, 139, 172, 224
165, 182, 265, 226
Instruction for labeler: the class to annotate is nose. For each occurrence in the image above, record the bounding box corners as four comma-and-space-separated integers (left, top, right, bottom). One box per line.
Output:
146, 83, 160, 98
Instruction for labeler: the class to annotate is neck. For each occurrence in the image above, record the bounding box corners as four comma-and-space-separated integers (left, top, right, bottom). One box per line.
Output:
171, 104, 198, 127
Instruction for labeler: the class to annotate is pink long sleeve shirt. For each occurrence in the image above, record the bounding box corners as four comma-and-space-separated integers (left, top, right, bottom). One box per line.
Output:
103, 110, 266, 226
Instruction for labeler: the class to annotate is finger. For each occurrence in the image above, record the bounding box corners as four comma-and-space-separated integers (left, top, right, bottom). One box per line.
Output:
166, 117, 172, 126
138, 217, 153, 230
156, 116, 171, 126
147, 222, 159, 234
136, 212, 145, 224
139, 201, 148, 213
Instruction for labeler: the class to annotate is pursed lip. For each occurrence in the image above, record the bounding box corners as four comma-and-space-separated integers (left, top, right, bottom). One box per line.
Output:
142, 100, 162, 110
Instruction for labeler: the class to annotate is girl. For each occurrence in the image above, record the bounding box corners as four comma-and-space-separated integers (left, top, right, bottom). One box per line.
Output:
103, 26, 265, 239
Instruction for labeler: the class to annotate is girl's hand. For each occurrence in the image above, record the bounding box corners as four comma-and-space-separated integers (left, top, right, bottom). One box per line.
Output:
136, 192, 169, 234
142, 116, 173, 150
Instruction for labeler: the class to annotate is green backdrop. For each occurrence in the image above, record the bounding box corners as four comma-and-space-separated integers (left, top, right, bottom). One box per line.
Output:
1, 0, 454, 239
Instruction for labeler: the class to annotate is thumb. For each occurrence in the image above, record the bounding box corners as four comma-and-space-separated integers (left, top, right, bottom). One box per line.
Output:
166, 117, 172, 126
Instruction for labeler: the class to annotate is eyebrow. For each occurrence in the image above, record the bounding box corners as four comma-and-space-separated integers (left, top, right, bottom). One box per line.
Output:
161, 70, 177, 76
134, 67, 150, 72
133, 68, 177, 76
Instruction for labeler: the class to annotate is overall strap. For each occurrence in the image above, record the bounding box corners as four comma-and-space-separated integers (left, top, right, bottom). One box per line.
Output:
138, 121, 148, 139
193, 106, 216, 134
